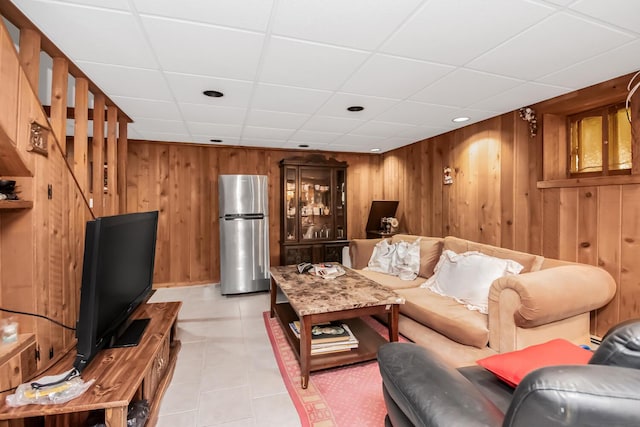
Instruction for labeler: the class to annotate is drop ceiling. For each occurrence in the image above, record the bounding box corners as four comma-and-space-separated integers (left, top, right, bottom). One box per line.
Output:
8, 0, 640, 153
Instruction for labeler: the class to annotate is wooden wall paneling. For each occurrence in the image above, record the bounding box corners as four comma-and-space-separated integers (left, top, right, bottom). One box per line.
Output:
91, 93, 105, 218
73, 77, 88, 194
418, 141, 432, 236
632, 91, 640, 175
117, 117, 127, 214
500, 114, 515, 249
208, 148, 221, 283
440, 134, 453, 237
528, 128, 544, 255
514, 115, 532, 253
619, 185, 640, 331
105, 106, 117, 215
541, 189, 560, 259
558, 188, 579, 261
49, 58, 68, 153
483, 122, 501, 246
0, 24, 19, 150
594, 185, 622, 337
577, 187, 598, 265
542, 114, 567, 181
188, 147, 209, 282
169, 145, 190, 284
154, 144, 170, 285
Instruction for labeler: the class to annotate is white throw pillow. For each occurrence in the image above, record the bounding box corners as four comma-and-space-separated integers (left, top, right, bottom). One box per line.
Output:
420, 250, 523, 313
366, 239, 421, 280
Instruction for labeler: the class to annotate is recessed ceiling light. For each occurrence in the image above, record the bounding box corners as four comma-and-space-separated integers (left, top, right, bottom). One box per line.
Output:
370, 148, 381, 152
210, 139, 223, 143
298, 144, 309, 148
452, 116, 470, 123
347, 106, 364, 112
203, 90, 224, 98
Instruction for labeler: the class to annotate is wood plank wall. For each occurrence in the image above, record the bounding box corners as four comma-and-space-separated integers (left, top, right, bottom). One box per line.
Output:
126, 142, 383, 287
379, 74, 640, 337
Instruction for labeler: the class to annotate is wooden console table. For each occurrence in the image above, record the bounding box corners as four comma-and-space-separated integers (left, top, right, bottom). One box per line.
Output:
0, 302, 181, 427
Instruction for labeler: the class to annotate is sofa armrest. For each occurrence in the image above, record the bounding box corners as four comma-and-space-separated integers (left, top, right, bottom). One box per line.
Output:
489, 265, 616, 329
506, 365, 640, 426
378, 342, 503, 427
349, 238, 383, 269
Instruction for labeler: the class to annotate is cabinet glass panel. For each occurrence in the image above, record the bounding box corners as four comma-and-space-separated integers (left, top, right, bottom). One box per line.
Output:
284, 168, 297, 241
300, 168, 332, 240
335, 169, 346, 239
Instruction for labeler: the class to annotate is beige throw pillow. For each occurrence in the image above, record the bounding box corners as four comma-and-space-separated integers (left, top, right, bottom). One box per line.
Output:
421, 250, 523, 313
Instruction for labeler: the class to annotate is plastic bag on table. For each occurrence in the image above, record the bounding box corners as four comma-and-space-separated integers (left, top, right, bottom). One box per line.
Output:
5, 368, 95, 407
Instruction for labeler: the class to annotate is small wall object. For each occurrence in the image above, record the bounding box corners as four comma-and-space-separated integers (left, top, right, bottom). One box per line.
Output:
28, 121, 49, 156
518, 107, 538, 138
443, 167, 453, 185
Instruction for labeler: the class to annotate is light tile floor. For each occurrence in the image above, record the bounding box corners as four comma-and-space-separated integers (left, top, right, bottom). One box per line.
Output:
148, 284, 300, 427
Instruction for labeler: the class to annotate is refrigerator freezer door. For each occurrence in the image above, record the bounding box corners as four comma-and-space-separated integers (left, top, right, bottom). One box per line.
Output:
220, 216, 270, 294
219, 175, 268, 216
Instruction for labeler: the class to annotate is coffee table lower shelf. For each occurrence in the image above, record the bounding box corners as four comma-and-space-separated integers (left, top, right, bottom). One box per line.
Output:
272, 302, 387, 373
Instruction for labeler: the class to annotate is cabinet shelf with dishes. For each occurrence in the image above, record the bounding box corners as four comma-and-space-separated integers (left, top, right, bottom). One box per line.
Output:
280, 155, 349, 265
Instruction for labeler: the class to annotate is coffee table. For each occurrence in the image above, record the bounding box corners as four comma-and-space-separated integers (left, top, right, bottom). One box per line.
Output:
269, 264, 405, 389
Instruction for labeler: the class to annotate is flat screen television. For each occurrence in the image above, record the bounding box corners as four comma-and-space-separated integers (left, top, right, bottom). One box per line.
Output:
73, 211, 159, 373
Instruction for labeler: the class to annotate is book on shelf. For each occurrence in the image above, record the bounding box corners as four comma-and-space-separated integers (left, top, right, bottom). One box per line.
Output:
289, 321, 359, 352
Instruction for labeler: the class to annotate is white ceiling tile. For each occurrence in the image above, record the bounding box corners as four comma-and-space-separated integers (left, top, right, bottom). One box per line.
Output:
239, 137, 285, 148
468, 12, 634, 80
133, 0, 273, 31
570, 0, 640, 33
165, 73, 254, 107
251, 84, 332, 114
133, 131, 192, 143
245, 109, 311, 129
300, 116, 363, 133
111, 96, 182, 120
341, 54, 454, 99
48, 0, 130, 10
273, 0, 423, 50
351, 121, 417, 138
397, 125, 450, 140
191, 135, 240, 145
544, 0, 575, 5
259, 37, 369, 91
381, 0, 555, 65
179, 103, 246, 125
127, 126, 144, 140
76, 62, 172, 100
187, 122, 242, 137
316, 93, 398, 120
242, 126, 295, 140
469, 82, 572, 112
374, 101, 460, 126
282, 141, 331, 150
412, 69, 523, 107
331, 134, 386, 147
130, 118, 189, 134
538, 40, 640, 89
290, 130, 341, 144
13, 1, 156, 68
324, 144, 370, 153
141, 16, 264, 79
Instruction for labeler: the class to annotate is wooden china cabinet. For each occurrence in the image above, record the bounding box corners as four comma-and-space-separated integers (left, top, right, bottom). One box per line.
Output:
279, 155, 349, 265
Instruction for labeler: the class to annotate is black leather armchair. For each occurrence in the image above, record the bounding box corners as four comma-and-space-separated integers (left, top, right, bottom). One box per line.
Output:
378, 320, 640, 427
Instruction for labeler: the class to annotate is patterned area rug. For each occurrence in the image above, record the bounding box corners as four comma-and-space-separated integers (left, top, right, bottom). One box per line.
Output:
263, 312, 398, 427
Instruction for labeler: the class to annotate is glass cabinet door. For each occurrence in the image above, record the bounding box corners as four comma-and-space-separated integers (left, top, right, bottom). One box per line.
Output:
299, 167, 332, 240
284, 167, 297, 241
335, 168, 346, 239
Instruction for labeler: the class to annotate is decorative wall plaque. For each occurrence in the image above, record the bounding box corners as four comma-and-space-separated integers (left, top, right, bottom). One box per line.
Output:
28, 121, 49, 156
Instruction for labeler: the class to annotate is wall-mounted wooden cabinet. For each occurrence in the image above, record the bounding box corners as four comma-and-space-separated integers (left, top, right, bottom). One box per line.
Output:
280, 155, 349, 265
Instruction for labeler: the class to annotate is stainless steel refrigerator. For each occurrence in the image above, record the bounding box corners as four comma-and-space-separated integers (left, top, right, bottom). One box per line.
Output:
218, 175, 270, 295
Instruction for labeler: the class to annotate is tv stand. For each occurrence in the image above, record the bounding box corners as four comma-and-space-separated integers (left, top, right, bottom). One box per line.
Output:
0, 302, 181, 427
112, 317, 151, 348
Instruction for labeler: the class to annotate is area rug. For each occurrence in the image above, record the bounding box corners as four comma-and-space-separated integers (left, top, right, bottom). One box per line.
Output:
263, 312, 403, 427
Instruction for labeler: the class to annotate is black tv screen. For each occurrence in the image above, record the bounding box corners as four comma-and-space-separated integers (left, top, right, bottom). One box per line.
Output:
74, 211, 159, 373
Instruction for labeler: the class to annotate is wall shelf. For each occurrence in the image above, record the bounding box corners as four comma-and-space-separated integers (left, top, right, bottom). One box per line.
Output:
0, 200, 32, 209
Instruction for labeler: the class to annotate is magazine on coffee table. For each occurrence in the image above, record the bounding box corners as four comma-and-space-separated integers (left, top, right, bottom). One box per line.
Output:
313, 264, 346, 279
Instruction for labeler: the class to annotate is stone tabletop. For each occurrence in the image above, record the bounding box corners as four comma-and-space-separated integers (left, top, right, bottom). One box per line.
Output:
270, 265, 405, 316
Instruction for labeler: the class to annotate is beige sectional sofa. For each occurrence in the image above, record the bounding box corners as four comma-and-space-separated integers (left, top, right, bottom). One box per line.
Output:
349, 234, 617, 367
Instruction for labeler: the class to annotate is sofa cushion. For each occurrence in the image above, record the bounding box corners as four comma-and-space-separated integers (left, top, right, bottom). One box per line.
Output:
422, 250, 523, 314
396, 287, 489, 348
349, 238, 387, 269
443, 236, 543, 273
392, 234, 443, 278
356, 269, 424, 290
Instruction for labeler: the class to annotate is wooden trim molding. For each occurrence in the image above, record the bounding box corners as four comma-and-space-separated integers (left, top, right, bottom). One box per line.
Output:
537, 174, 640, 189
